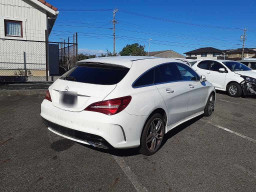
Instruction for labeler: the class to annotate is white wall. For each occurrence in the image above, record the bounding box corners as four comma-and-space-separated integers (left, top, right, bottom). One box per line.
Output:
186, 53, 219, 60
0, 0, 47, 74
196, 53, 218, 60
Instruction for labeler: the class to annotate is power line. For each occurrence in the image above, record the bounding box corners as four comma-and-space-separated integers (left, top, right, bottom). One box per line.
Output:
59, 9, 112, 12
121, 10, 244, 31
54, 22, 242, 46
55, 24, 112, 30
52, 30, 243, 48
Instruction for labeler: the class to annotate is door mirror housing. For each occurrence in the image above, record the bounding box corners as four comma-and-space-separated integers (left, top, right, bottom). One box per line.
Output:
219, 68, 226, 73
200, 75, 206, 82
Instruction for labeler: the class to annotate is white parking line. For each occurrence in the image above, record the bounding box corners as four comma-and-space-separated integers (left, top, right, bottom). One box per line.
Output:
112, 155, 148, 192
234, 164, 256, 179
218, 99, 239, 105
204, 121, 256, 144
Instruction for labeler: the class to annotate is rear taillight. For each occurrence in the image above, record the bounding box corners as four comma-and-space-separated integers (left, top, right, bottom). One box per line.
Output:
45, 90, 52, 102
85, 96, 132, 115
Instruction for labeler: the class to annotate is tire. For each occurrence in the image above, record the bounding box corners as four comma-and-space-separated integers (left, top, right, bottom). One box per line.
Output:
139, 113, 165, 156
204, 93, 215, 117
227, 82, 242, 97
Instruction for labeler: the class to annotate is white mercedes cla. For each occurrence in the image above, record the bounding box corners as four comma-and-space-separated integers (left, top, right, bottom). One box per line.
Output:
41, 56, 215, 155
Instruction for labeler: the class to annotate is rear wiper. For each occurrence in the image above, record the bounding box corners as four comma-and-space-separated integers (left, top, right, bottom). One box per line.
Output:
65, 76, 76, 81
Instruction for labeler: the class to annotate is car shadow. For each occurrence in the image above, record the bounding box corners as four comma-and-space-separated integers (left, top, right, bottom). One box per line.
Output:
216, 90, 256, 99
161, 115, 204, 146
79, 115, 204, 157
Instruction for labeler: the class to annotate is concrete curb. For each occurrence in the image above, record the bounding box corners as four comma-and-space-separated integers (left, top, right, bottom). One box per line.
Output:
0, 89, 46, 97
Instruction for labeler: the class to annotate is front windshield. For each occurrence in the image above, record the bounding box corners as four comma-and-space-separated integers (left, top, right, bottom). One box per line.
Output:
223, 61, 251, 71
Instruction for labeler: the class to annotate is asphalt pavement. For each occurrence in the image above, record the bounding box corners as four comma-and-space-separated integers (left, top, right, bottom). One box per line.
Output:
0, 93, 256, 192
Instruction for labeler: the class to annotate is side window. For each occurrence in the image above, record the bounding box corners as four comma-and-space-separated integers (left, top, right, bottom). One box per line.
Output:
155, 63, 182, 84
133, 68, 154, 88
198, 61, 210, 70
209, 61, 225, 72
176, 63, 199, 81
251, 63, 256, 70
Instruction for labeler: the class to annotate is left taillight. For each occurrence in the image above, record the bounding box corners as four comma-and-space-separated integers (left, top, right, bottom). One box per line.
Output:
85, 96, 132, 115
45, 90, 52, 102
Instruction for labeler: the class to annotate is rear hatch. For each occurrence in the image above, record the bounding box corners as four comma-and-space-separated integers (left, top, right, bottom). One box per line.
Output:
50, 63, 129, 112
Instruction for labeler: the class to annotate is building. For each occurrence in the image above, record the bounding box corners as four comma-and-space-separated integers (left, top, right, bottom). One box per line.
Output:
0, 0, 59, 81
184, 47, 223, 60
223, 48, 256, 60
149, 50, 185, 58
185, 47, 256, 61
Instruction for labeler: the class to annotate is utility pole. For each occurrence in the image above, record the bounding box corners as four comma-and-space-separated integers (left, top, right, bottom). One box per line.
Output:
148, 38, 152, 56
241, 28, 247, 60
113, 9, 118, 55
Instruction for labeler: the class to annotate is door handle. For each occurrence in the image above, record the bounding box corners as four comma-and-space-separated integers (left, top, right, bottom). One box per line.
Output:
189, 84, 194, 88
166, 88, 174, 93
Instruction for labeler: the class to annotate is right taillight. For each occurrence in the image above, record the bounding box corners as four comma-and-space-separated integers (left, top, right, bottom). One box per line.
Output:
45, 90, 52, 102
85, 96, 132, 115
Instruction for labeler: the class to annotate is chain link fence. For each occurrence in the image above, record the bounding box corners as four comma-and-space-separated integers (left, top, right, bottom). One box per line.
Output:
0, 33, 77, 83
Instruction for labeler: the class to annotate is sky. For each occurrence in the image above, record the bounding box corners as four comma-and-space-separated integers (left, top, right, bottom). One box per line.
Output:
46, 0, 256, 55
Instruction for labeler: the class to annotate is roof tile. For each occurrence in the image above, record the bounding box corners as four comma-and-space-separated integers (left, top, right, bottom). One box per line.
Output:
37, 0, 58, 11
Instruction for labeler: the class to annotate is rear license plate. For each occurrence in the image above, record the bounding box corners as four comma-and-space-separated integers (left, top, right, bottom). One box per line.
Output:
61, 92, 77, 106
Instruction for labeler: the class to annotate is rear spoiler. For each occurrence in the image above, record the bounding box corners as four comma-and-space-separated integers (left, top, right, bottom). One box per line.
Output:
77, 62, 129, 69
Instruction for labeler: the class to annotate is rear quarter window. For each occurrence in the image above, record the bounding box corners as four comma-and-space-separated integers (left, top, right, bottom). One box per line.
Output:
133, 68, 154, 88
60, 64, 129, 85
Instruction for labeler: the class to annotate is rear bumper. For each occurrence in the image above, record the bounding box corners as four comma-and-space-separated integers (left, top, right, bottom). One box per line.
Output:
41, 100, 145, 149
42, 118, 111, 149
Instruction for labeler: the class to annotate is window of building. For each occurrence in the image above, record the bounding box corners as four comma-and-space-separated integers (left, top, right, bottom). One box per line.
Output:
201, 53, 207, 57
213, 53, 219, 57
5, 20, 23, 37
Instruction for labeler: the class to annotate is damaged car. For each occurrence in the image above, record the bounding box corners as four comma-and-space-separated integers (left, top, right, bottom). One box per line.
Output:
192, 60, 256, 97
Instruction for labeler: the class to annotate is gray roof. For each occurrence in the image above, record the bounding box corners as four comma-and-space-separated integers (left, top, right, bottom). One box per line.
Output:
149, 50, 185, 58
184, 47, 223, 54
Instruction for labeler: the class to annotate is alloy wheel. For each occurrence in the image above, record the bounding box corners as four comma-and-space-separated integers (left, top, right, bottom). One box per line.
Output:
208, 95, 215, 115
229, 85, 238, 96
146, 118, 164, 152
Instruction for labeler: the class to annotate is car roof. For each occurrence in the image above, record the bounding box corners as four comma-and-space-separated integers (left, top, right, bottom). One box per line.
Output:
77, 56, 186, 68
198, 59, 237, 63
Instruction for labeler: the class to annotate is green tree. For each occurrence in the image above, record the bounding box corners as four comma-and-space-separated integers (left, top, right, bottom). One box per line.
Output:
119, 43, 146, 56
77, 53, 96, 61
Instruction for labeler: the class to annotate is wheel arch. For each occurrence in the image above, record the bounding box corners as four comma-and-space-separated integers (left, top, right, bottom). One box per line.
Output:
226, 81, 242, 91
140, 108, 168, 143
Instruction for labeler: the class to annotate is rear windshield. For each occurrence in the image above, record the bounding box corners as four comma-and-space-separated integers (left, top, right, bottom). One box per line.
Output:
60, 63, 129, 85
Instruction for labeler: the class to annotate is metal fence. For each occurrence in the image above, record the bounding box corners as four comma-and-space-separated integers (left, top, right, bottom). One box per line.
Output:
0, 32, 78, 83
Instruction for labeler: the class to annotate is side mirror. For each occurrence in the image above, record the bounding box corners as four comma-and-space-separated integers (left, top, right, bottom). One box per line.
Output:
219, 68, 226, 73
200, 75, 206, 82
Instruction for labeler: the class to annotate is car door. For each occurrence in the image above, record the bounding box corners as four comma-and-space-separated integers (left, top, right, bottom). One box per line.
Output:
176, 63, 209, 115
206, 61, 227, 90
154, 63, 190, 127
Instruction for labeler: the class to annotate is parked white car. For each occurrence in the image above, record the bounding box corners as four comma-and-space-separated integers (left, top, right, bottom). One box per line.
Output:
41, 56, 215, 155
192, 60, 256, 97
239, 58, 256, 72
